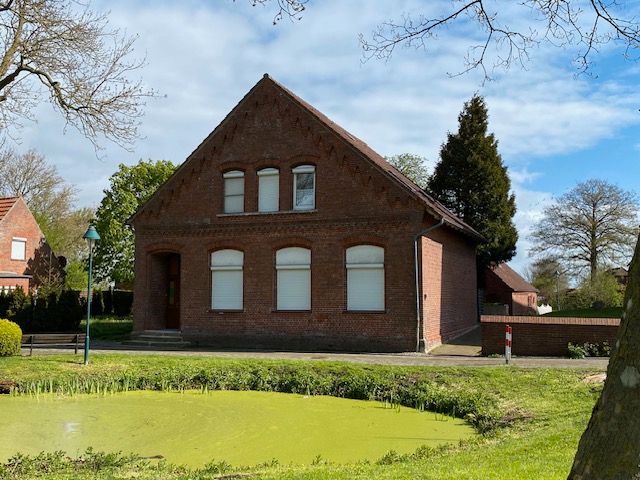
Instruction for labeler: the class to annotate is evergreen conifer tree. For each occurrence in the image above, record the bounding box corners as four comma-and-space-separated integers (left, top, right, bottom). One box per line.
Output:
427, 95, 517, 268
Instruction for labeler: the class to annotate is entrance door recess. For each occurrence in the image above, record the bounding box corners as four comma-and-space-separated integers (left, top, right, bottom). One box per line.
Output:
165, 254, 180, 329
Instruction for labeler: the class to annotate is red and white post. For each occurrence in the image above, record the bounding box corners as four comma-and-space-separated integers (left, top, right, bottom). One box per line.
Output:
505, 324, 512, 365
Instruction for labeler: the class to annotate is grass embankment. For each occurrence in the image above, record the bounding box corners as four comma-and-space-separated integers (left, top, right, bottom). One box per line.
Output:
0, 354, 603, 479
544, 307, 623, 318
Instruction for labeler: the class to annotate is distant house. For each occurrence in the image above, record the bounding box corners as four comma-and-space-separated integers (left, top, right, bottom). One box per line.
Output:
608, 267, 629, 286
0, 196, 63, 293
129, 74, 484, 352
484, 263, 538, 315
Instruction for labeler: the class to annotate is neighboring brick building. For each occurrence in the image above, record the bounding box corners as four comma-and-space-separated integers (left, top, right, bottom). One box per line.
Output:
130, 75, 483, 352
484, 262, 538, 316
0, 196, 63, 293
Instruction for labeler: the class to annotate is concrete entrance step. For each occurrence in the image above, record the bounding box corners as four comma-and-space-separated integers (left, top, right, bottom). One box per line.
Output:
124, 330, 191, 349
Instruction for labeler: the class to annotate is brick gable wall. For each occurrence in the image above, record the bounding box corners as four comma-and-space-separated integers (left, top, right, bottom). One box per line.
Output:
132, 78, 479, 352
0, 198, 61, 290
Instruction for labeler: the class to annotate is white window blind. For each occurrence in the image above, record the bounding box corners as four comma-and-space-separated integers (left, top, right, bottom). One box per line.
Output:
346, 245, 384, 311
223, 171, 244, 213
276, 247, 311, 310
293, 165, 315, 210
11, 238, 26, 261
258, 168, 279, 212
211, 249, 243, 310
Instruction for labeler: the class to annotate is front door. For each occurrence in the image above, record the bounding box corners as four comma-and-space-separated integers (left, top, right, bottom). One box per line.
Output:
165, 254, 180, 329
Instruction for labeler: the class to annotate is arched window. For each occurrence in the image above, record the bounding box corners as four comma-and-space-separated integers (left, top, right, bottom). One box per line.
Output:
258, 168, 279, 212
276, 247, 311, 310
223, 170, 244, 213
211, 249, 243, 310
346, 245, 384, 311
292, 165, 315, 210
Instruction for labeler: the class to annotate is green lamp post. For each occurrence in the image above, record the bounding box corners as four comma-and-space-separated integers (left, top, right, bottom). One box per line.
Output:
83, 225, 100, 365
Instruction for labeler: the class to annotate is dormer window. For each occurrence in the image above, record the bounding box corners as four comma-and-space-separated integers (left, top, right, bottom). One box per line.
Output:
11, 238, 26, 261
257, 168, 279, 212
223, 170, 244, 213
292, 165, 315, 210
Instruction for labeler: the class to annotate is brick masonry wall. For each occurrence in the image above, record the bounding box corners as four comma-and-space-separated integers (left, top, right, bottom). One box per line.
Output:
0, 277, 29, 291
481, 315, 620, 356
132, 79, 480, 352
422, 231, 478, 350
0, 199, 43, 284
511, 292, 537, 316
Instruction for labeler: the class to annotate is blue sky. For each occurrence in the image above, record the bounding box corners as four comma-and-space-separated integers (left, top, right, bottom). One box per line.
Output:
12, 0, 640, 277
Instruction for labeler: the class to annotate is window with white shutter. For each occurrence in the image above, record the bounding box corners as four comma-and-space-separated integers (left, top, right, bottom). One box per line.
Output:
346, 245, 384, 311
258, 168, 279, 212
276, 247, 311, 310
223, 171, 244, 213
211, 249, 243, 310
11, 238, 26, 261
292, 165, 315, 210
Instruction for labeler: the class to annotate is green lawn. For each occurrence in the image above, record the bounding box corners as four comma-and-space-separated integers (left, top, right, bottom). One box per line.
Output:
543, 307, 623, 318
0, 354, 603, 479
80, 315, 133, 340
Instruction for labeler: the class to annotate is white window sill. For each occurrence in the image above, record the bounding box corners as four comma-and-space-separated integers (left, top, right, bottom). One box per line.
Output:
217, 209, 318, 218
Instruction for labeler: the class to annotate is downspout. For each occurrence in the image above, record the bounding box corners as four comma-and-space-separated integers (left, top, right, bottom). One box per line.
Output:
414, 219, 445, 352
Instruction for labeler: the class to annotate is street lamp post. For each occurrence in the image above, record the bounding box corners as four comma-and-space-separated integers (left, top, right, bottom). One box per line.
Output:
83, 225, 100, 365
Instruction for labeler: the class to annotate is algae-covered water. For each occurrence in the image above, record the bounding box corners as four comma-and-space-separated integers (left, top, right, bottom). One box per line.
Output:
0, 390, 475, 466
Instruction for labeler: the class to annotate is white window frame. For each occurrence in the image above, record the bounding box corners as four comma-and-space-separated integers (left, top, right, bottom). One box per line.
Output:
257, 168, 280, 212
11, 238, 26, 261
346, 245, 385, 311
211, 249, 244, 310
223, 170, 245, 213
292, 165, 315, 210
276, 247, 311, 311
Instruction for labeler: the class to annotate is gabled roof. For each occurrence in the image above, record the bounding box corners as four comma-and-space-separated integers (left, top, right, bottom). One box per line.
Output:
490, 263, 538, 293
131, 75, 484, 242
0, 197, 19, 223
269, 77, 483, 242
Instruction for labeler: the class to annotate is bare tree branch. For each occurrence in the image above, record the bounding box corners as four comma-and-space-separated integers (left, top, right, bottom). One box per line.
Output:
359, 1, 640, 80
530, 179, 639, 280
240, 0, 307, 25
0, 0, 157, 151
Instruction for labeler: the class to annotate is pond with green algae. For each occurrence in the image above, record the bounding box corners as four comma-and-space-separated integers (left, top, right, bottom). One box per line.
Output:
0, 390, 475, 466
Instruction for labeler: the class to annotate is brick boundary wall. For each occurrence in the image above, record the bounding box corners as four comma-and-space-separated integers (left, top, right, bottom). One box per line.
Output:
481, 315, 620, 356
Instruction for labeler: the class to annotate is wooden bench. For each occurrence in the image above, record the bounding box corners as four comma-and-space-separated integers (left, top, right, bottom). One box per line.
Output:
21, 333, 86, 356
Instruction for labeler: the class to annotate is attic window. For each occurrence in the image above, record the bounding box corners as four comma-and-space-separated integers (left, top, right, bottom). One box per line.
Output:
11, 238, 26, 261
223, 170, 244, 213
292, 165, 315, 210
257, 168, 279, 212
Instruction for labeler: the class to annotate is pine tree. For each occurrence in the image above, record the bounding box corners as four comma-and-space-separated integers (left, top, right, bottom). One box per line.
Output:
427, 95, 517, 268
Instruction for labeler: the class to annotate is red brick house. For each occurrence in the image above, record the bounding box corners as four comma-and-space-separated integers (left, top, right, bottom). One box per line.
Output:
0, 196, 62, 293
130, 75, 483, 352
484, 263, 538, 315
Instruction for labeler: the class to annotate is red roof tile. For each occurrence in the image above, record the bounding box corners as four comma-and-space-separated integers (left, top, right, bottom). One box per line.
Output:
490, 263, 538, 293
0, 197, 19, 222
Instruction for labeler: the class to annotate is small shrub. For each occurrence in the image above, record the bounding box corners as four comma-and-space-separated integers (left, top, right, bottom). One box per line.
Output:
567, 343, 586, 359
582, 341, 611, 357
0, 318, 22, 356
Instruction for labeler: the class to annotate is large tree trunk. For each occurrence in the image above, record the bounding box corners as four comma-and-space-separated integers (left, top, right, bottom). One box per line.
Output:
568, 235, 640, 479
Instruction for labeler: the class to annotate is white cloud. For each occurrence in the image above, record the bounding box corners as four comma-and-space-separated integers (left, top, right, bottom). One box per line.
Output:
508, 177, 554, 277
9, 0, 639, 215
